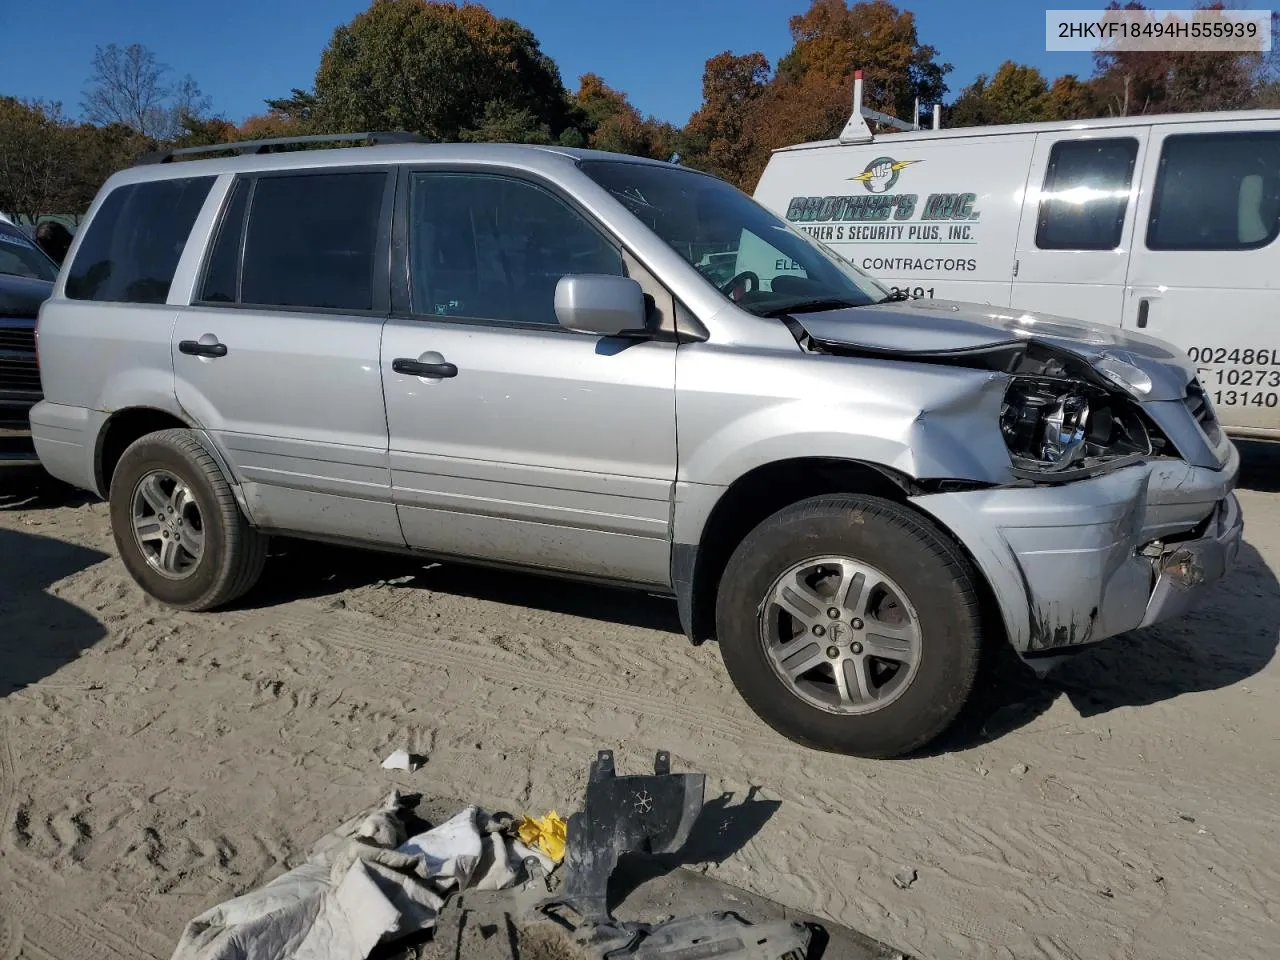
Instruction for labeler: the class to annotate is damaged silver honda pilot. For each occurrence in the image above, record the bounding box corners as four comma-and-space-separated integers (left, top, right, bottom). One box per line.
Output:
31, 137, 1242, 758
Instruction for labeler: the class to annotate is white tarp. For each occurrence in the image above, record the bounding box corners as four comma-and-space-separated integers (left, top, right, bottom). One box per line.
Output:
170, 792, 551, 960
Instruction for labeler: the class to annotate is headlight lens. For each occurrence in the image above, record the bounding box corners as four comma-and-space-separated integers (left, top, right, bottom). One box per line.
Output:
1000, 377, 1151, 476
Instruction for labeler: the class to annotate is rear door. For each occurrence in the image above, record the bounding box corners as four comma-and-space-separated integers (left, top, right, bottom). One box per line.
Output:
1124, 121, 1280, 438
173, 168, 403, 542
1010, 129, 1149, 325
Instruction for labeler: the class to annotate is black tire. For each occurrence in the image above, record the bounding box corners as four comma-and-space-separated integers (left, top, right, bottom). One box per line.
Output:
715, 494, 983, 758
108, 428, 266, 611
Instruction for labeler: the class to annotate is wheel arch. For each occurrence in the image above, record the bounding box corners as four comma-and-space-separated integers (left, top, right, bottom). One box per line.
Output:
672, 456, 1008, 651
93, 407, 240, 503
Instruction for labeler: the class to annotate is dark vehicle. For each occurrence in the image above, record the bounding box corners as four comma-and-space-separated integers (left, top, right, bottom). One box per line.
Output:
0, 220, 57, 465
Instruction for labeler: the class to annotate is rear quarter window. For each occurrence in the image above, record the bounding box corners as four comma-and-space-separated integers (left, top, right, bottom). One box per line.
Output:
66, 176, 215, 303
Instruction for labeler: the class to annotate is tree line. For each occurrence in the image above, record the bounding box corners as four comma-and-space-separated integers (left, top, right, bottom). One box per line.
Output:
3, 0, 1278, 222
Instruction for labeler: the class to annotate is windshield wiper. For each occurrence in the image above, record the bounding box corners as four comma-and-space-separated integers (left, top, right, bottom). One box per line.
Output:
757, 297, 867, 317
878, 289, 912, 303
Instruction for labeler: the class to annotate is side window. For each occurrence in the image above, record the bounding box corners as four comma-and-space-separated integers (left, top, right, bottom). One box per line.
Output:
240, 172, 386, 311
408, 172, 624, 325
1035, 138, 1138, 251
66, 176, 214, 303
199, 178, 250, 303
1147, 132, 1280, 251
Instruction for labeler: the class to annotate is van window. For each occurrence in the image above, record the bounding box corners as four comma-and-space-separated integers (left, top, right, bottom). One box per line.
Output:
240, 172, 386, 311
66, 177, 214, 303
1035, 138, 1138, 251
408, 173, 623, 325
1147, 132, 1280, 251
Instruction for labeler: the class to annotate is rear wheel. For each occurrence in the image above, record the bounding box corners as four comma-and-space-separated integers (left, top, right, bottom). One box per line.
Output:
108, 429, 266, 611
715, 495, 983, 758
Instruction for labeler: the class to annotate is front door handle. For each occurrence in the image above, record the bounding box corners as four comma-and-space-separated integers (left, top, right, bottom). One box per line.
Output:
393, 357, 458, 378
179, 339, 228, 358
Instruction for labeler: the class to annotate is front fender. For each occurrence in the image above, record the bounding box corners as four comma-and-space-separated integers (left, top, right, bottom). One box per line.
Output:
673, 345, 1013, 546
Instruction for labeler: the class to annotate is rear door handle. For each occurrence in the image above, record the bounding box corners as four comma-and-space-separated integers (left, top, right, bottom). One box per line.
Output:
1136, 299, 1150, 328
392, 357, 458, 378
179, 339, 228, 358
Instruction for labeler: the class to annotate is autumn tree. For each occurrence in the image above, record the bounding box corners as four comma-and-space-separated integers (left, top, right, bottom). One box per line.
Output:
1091, 2, 1276, 115
312, 0, 583, 144
777, 0, 949, 128
695, 0, 950, 190
682, 52, 770, 184
82, 43, 211, 140
573, 74, 672, 157
1043, 75, 1100, 120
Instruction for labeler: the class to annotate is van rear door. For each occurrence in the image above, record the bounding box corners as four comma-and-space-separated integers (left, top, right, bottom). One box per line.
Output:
1124, 119, 1280, 439
1010, 129, 1149, 326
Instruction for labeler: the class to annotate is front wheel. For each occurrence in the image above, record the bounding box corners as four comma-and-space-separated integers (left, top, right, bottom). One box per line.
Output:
715, 495, 983, 758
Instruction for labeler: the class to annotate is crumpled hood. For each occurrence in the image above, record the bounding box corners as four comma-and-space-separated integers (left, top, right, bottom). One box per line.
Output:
793, 298, 1197, 402
0, 273, 54, 321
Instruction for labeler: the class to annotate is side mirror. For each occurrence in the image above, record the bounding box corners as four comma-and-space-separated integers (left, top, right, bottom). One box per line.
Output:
554, 275, 648, 337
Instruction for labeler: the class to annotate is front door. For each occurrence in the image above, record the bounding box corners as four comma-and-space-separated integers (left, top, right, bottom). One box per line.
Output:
381, 169, 678, 585
1010, 129, 1149, 325
1123, 121, 1280, 439
173, 169, 403, 543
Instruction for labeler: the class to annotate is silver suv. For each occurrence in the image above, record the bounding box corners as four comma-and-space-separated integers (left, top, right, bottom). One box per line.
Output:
31, 134, 1243, 758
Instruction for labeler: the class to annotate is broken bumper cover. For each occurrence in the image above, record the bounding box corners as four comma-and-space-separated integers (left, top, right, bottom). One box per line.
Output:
911, 445, 1243, 656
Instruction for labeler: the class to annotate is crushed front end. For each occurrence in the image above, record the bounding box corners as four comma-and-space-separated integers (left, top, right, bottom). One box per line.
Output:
911, 353, 1241, 664
914, 443, 1241, 663
791, 303, 1245, 666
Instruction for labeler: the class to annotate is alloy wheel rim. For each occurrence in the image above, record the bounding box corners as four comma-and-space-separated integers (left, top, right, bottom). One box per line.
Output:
130, 469, 205, 580
758, 555, 922, 716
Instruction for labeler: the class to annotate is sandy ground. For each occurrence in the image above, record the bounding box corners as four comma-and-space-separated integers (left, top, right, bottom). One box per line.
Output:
1, 444, 1278, 960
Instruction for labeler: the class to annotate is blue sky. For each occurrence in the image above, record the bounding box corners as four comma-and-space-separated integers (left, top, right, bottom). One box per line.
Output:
0, 1, 1268, 126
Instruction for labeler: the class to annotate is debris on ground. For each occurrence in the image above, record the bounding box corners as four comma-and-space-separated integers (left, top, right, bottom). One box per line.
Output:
516, 812, 567, 863
169, 792, 546, 960
169, 748, 903, 959
892, 867, 918, 890
383, 750, 424, 772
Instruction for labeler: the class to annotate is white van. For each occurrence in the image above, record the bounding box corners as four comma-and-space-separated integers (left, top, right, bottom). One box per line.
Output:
753, 104, 1280, 440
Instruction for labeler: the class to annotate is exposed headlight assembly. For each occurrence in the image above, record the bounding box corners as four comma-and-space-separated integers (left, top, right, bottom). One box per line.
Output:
1000, 377, 1153, 480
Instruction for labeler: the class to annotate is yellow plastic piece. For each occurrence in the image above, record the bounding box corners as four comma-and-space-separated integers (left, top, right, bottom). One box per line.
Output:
517, 810, 568, 862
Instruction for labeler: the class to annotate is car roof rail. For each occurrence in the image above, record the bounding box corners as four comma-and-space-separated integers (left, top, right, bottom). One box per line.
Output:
135, 131, 430, 166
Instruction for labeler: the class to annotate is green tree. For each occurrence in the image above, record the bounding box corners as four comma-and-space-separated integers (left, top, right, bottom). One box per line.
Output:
949, 63, 1101, 127
460, 100, 553, 144
313, 0, 581, 143
0, 99, 80, 222
949, 62, 1051, 126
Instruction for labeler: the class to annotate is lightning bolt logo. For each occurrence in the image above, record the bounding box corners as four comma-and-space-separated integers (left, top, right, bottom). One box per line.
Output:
849, 158, 923, 184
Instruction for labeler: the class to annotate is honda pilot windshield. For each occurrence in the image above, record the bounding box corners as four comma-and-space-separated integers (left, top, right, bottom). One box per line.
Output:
578, 159, 889, 317
0, 224, 58, 282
